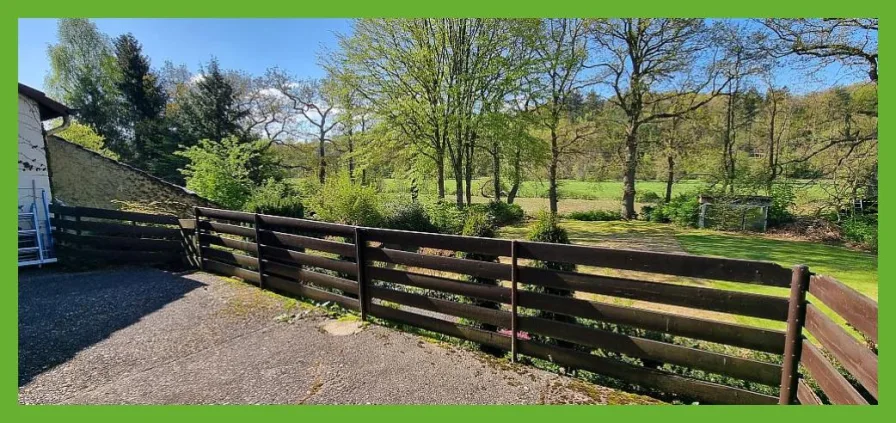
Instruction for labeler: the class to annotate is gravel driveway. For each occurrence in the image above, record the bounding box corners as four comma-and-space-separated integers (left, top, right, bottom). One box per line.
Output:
19, 267, 659, 405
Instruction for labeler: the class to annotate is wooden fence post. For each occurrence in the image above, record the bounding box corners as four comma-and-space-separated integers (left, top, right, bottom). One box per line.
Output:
510, 240, 519, 363
194, 207, 204, 271
355, 227, 368, 320
254, 213, 266, 290
779, 264, 811, 404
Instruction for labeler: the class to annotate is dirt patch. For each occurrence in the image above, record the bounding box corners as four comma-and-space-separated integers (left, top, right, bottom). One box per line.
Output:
319, 320, 365, 336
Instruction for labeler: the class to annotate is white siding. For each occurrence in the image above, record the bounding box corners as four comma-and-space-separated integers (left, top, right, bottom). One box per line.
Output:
18, 94, 53, 217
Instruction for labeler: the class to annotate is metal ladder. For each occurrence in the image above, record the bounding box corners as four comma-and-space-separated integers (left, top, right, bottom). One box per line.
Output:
18, 189, 56, 267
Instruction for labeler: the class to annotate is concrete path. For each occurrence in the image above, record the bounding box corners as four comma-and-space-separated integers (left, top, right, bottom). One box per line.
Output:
19, 267, 659, 405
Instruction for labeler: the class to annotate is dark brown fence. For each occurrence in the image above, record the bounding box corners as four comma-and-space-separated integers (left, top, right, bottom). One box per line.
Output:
189, 206, 878, 405
50, 204, 876, 405
50, 204, 190, 266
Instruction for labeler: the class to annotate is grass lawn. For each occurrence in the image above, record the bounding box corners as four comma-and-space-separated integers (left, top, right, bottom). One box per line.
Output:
497, 219, 877, 332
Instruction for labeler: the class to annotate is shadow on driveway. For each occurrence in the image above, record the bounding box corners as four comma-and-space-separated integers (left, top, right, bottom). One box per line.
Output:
18, 267, 205, 386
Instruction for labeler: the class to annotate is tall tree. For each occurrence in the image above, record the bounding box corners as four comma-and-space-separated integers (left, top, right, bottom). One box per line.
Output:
113, 33, 168, 167
178, 58, 249, 145
528, 18, 597, 214
46, 19, 125, 155
762, 19, 878, 84
593, 18, 729, 218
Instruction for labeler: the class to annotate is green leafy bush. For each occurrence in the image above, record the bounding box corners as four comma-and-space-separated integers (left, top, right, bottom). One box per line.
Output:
484, 201, 525, 226
305, 173, 383, 226
382, 201, 437, 233
565, 209, 622, 222
767, 184, 796, 228
243, 179, 304, 218
637, 190, 662, 203
423, 201, 466, 235
461, 208, 497, 239
661, 193, 700, 227
841, 216, 877, 251
526, 211, 576, 351
176, 137, 264, 210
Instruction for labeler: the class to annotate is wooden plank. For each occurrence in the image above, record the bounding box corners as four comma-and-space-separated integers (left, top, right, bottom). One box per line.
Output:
199, 234, 258, 254
797, 379, 823, 405
262, 260, 359, 295
517, 315, 782, 386
369, 286, 510, 328
365, 246, 511, 280
202, 248, 259, 270
364, 228, 510, 256
367, 266, 511, 303
801, 342, 868, 405
369, 303, 512, 350
179, 219, 196, 230
779, 265, 810, 404
51, 205, 179, 225
55, 232, 183, 251
199, 220, 256, 238
369, 266, 786, 353
516, 241, 791, 287
518, 266, 789, 321
266, 275, 359, 311
257, 214, 356, 237
262, 245, 357, 277
52, 219, 182, 239
517, 289, 787, 354
201, 259, 261, 285
805, 304, 878, 399
259, 229, 356, 257
196, 207, 255, 223
369, 298, 776, 404
516, 339, 779, 405
56, 245, 180, 263
809, 275, 878, 344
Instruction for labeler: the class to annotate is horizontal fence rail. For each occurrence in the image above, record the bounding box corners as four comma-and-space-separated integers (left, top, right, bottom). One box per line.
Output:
50, 204, 188, 265
54, 204, 877, 406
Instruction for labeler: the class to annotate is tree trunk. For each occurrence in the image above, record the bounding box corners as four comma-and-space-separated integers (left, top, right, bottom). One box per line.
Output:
621, 126, 638, 219
507, 144, 521, 204
464, 142, 473, 206
436, 152, 445, 200
548, 128, 559, 215
318, 138, 326, 184
766, 95, 778, 190
348, 137, 355, 182
492, 140, 501, 203
665, 154, 675, 203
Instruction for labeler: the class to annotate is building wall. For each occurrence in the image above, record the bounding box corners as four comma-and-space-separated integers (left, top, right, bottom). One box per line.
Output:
18, 94, 53, 219
45, 135, 215, 218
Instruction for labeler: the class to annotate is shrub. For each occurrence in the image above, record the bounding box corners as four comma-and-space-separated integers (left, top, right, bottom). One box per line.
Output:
484, 201, 525, 226
565, 209, 622, 222
767, 184, 796, 228
305, 173, 383, 227
841, 216, 877, 251
661, 193, 700, 227
176, 137, 261, 210
637, 190, 662, 203
382, 201, 437, 233
526, 211, 576, 353
423, 201, 466, 235
461, 208, 497, 239
244, 179, 304, 218
459, 208, 501, 355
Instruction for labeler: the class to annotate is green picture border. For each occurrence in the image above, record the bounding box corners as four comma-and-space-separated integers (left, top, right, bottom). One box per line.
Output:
5, 3, 885, 420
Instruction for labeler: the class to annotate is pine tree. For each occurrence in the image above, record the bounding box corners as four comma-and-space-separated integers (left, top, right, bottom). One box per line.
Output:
113, 33, 168, 168
178, 58, 248, 145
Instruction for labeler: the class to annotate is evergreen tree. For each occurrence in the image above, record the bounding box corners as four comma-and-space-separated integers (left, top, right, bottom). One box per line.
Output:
178, 59, 248, 145
113, 33, 169, 168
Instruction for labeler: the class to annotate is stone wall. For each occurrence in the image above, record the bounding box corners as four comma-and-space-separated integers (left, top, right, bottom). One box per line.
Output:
45, 135, 215, 218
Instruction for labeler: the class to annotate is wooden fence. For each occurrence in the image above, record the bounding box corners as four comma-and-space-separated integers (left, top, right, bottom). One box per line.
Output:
48, 204, 877, 405
50, 204, 191, 266
188, 206, 878, 405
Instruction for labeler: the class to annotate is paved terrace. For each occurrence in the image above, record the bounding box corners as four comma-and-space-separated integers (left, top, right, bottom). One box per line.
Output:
19, 267, 660, 405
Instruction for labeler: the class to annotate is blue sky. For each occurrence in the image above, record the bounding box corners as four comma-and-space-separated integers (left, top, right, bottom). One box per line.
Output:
18, 18, 353, 90
19, 18, 865, 94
